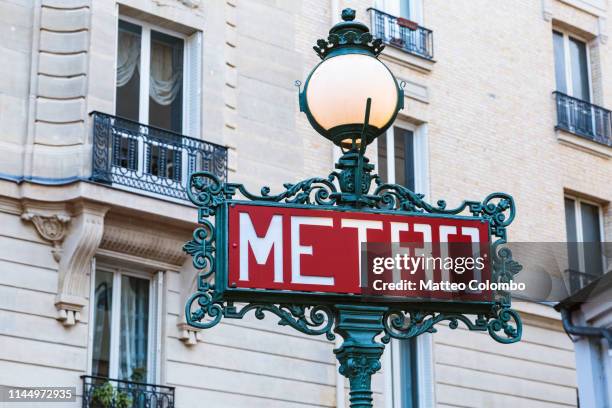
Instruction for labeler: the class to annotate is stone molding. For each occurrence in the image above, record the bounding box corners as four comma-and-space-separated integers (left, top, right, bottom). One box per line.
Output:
177, 322, 201, 346
21, 201, 72, 262
56, 202, 109, 326
100, 217, 188, 266
22, 213, 71, 262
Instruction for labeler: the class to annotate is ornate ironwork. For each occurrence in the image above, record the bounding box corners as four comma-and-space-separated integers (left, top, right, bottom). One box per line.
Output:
184, 146, 522, 345
81, 375, 174, 408
90, 111, 227, 201
382, 305, 522, 344
368, 8, 434, 60
554, 91, 612, 147
313, 8, 385, 59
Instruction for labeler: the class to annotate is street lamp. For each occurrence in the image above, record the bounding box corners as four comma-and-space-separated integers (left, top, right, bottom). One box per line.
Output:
299, 8, 403, 150
298, 8, 404, 208
183, 7, 522, 408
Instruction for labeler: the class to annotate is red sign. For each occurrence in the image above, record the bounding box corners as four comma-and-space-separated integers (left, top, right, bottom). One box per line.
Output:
227, 204, 491, 301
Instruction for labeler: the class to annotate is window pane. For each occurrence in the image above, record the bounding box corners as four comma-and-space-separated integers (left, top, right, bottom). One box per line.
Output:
394, 127, 415, 191
119, 275, 150, 382
377, 133, 388, 183
400, 0, 410, 18
400, 339, 419, 408
580, 202, 603, 277
553, 31, 567, 94
564, 198, 580, 290
149, 30, 184, 133
569, 37, 590, 101
116, 21, 141, 121
92, 271, 113, 378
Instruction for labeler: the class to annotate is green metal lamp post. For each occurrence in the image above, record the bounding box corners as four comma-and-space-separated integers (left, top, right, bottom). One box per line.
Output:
183, 8, 522, 408
298, 9, 404, 406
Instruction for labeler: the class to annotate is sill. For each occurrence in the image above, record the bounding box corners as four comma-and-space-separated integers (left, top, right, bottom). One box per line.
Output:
379, 44, 435, 74
556, 128, 612, 159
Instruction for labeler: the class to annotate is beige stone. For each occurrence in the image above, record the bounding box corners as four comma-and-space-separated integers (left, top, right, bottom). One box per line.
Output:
38, 53, 87, 76
39, 30, 88, 54
40, 7, 90, 32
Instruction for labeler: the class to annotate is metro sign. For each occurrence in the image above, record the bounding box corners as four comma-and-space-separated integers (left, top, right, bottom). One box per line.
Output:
224, 203, 491, 303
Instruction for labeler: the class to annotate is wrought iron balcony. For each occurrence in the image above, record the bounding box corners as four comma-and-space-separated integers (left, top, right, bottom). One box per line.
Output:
554, 91, 612, 147
368, 8, 433, 60
90, 112, 228, 201
564, 268, 604, 296
81, 375, 174, 408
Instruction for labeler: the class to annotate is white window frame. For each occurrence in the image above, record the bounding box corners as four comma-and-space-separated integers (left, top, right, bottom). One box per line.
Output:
554, 29, 593, 101
87, 263, 163, 384
379, 122, 429, 196
565, 195, 606, 281
115, 15, 189, 131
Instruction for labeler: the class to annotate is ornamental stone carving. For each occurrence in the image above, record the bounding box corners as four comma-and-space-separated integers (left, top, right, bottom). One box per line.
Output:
21, 212, 70, 262
55, 202, 109, 326
100, 215, 188, 266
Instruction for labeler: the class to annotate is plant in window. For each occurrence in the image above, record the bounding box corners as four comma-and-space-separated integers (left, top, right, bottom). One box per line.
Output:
90, 381, 133, 408
131, 367, 146, 383
115, 390, 133, 408
90, 382, 114, 408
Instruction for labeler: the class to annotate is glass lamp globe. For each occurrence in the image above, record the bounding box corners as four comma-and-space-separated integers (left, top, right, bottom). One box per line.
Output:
299, 8, 403, 149
304, 53, 400, 148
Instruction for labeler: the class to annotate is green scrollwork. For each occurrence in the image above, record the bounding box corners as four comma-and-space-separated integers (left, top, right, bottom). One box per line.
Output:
182, 220, 215, 279
225, 303, 336, 340
185, 291, 224, 330
381, 305, 522, 344
184, 295, 336, 340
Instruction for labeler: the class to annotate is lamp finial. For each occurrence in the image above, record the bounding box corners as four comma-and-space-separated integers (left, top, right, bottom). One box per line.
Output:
341, 8, 356, 21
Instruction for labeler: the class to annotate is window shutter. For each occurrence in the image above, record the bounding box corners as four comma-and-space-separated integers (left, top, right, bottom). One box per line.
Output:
186, 31, 202, 138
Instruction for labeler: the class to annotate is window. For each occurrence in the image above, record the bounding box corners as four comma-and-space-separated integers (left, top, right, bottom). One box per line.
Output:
90, 267, 162, 383
377, 124, 429, 407
564, 196, 605, 292
377, 126, 417, 191
553, 30, 591, 101
116, 19, 185, 133
376, 0, 422, 22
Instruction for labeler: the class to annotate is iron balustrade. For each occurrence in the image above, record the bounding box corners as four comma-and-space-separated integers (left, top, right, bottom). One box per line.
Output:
564, 268, 606, 295
91, 111, 228, 201
81, 375, 175, 408
554, 91, 612, 147
368, 8, 433, 60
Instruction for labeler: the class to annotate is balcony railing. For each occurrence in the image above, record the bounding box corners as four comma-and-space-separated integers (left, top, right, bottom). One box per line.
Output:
91, 112, 228, 201
81, 375, 174, 408
368, 8, 433, 60
554, 92, 612, 147
564, 268, 604, 296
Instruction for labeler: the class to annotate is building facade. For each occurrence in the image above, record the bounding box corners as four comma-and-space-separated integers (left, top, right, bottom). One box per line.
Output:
0, 0, 610, 407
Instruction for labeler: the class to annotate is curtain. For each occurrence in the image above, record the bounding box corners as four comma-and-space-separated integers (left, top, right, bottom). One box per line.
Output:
150, 40, 183, 106
117, 30, 141, 88
119, 276, 149, 382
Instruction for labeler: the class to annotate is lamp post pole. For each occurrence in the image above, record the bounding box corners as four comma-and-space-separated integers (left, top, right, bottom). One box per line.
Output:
334, 305, 387, 408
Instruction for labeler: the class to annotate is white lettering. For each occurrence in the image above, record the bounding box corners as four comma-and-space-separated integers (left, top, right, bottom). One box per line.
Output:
239, 213, 283, 282
291, 216, 335, 285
